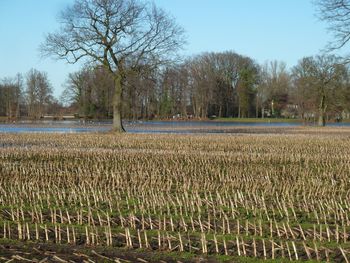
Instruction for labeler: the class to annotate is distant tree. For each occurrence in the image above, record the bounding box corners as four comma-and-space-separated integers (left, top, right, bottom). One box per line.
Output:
157, 52, 258, 119
63, 65, 159, 120
183, 52, 245, 119
158, 68, 175, 118
187, 54, 216, 118
0, 74, 23, 120
61, 70, 86, 114
257, 61, 291, 118
292, 55, 347, 126
62, 69, 94, 118
42, 0, 185, 132
236, 57, 259, 118
46, 97, 64, 117
26, 69, 53, 119
210, 51, 241, 118
158, 65, 189, 118
291, 58, 317, 119
123, 65, 158, 119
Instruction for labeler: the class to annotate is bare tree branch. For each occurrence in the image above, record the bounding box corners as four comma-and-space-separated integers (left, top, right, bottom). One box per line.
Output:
316, 0, 350, 51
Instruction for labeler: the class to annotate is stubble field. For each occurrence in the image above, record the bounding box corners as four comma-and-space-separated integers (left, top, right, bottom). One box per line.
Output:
1, 127, 350, 262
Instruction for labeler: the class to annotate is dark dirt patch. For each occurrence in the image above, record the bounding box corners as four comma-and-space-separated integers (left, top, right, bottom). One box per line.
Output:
0, 241, 224, 263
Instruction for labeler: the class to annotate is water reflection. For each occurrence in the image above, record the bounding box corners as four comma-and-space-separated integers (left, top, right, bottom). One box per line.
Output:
0, 120, 348, 134
0, 125, 109, 133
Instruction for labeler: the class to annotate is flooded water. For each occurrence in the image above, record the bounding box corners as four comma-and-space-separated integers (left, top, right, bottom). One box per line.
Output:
0, 120, 347, 134
0, 125, 109, 133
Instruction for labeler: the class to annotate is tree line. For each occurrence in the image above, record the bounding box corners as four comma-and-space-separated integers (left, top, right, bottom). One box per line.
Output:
57, 51, 350, 126
0, 69, 59, 120
2, 52, 350, 126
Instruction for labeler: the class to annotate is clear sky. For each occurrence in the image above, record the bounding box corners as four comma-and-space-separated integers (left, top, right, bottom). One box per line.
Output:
0, 0, 336, 97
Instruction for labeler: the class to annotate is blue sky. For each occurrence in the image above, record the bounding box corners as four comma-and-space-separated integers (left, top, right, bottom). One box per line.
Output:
0, 0, 336, 97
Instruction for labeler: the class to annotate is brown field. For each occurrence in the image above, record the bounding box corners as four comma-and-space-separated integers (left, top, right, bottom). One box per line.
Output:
1, 127, 350, 262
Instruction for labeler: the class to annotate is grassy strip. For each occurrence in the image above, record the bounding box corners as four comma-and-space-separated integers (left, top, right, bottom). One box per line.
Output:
213, 117, 302, 123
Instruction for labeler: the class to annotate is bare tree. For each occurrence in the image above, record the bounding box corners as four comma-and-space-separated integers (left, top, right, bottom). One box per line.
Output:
291, 58, 317, 120
292, 55, 346, 126
26, 69, 53, 119
258, 61, 291, 118
0, 75, 23, 120
316, 0, 350, 52
61, 69, 94, 117
187, 55, 216, 118
211, 51, 241, 118
41, 0, 185, 132
235, 57, 260, 118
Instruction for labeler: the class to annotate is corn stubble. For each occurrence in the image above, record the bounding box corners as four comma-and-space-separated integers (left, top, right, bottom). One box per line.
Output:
0, 131, 350, 261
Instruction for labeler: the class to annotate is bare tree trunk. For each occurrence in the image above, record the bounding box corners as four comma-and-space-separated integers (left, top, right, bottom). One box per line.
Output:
202, 105, 207, 119
16, 98, 20, 119
237, 95, 241, 118
182, 105, 187, 118
318, 94, 326, 127
113, 74, 125, 132
7, 100, 11, 121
